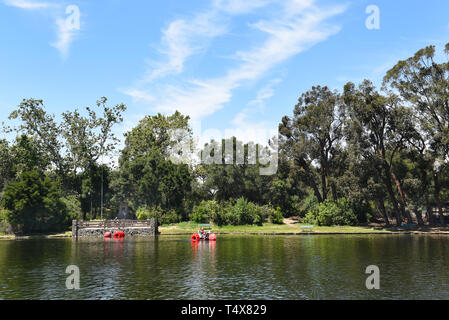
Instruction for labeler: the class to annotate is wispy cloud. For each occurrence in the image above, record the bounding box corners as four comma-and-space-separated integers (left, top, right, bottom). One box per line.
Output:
3, 0, 51, 10
50, 18, 77, 58
2, 0, 80, 58
212, 0, 275, 14
120, 89, 155, 104
145, 11, 227, 81
233, 78, 282, 126
123, 0, 347, 134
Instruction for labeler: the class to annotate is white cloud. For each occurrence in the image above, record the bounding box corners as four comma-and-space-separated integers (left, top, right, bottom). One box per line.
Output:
146, 11, 227, 81
123, 0, 347, 138
2, 0, 80, 57
154, 79, 235, 120
212, 0, 275, 14
3, 0, 51, 9
120, 89, 155, 104
51, 17, 78, 58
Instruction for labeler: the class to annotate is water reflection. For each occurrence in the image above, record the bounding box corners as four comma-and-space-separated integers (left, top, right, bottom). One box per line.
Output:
0, 235, 449, 299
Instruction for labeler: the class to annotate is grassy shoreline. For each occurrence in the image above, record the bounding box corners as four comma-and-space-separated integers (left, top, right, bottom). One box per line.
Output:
0, 231, 71, 239
4, 222, 449, 239
159, 221, 392, 235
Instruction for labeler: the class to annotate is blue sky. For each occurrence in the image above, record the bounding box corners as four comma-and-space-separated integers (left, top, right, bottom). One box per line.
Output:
1, 0, 449, 146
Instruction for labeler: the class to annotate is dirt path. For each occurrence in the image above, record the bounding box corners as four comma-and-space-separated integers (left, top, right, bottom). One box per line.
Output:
284, 217, 301, 228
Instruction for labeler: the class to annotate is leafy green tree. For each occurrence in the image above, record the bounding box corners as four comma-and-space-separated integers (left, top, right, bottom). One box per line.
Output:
61, 97, 126, 219
279, 86, 344, 203
11, 135, 48, 176
62, 97, 126, 176
384, 43, 449, 225
0, 140, 14, 193
113, 112, 193, 219
343, 80, 418, 226
1, 170, 69, 234
7, 99, 66, 178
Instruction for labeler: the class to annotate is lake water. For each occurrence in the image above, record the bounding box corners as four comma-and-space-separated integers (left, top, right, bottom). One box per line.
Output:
0, 234, 449, 300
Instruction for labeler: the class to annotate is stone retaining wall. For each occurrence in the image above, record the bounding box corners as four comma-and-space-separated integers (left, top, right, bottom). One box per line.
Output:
72, 219, 158, 237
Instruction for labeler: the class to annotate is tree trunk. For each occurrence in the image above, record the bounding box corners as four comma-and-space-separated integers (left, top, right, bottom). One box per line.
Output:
331, 180, 337, 201
378, 198, 390, 226
383, 164, 402, 226
414, 207, 424, 226
391, 172, 413, 224
296, 158, 323, 203
320, 166, 327, 202
434, 172, 445, 225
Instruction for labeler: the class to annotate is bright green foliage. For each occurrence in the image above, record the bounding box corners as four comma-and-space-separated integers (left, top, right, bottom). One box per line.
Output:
136, 206, 181, 225
224, 198, 266, 226
270, 207, 284, 224
298, 194, 319, 217
279, 85, 344, 203
1, 171, 69, 234
304, 198, 358, 226
0, 140, 14, 191
190, 198, 273, 226
61, 195, 83, 221
190, 201, 214, 223
113, 112, 193, 218
0, 208, 12, 234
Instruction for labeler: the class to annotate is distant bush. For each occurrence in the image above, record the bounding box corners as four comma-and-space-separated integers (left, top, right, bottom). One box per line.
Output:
232, 198, 254, 225
161, 209, 181, 225
136, 206, 161, 220
136, 206, 181, 225
190, 200, 215, 223
303, 198, 357, 226
298, 194, 319, 217
0, 208, 13, 234
191, 198, 275, 226
191, 200, 228, 225
270, 207, 284, 224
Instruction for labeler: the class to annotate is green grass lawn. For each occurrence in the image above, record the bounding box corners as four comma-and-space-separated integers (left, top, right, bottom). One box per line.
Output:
0, 230, 72, 238
159, 221, 391, 235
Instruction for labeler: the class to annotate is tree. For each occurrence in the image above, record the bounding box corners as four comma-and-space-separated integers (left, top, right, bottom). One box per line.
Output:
7, 99, 66, 178
1, 170, 69, 234
61, 97, 126, 219
62, 97, 126, 176
0, 140, 14, 194
384, 43, 449, 225
343, 80, 418, 226
279, 85, 344, 203
113, 112, 193, 218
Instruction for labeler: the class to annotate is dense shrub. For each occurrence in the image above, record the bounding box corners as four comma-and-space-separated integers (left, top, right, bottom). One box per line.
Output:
298, 194, 319, 218
190, 198, 276, 226
136, 206, 181, 225
190, 200, 220, 223
1, 170, 69, 234
0, 208, 13, 234
161, 209, 182, 224
270, 207, 284, 224
61, 195, 83, 221
232, 198, 254, 225
304, 198, 358, 226
136, 206, 161, 220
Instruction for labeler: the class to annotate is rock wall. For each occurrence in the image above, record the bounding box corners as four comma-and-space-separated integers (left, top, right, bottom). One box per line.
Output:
72, 219, 158, 237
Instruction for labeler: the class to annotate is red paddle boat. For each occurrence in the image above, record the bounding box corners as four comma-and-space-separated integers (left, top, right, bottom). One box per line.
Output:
191, 224, 216, 241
